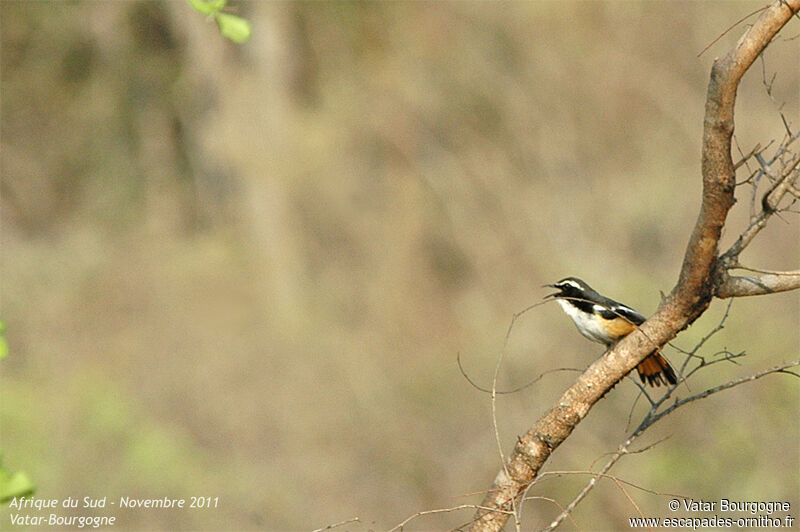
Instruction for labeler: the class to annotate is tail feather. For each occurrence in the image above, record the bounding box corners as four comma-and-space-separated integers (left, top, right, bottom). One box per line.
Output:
636, 351, 677, 387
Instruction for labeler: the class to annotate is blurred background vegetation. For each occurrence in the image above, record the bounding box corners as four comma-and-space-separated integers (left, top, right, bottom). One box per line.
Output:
1, 2, 797, 530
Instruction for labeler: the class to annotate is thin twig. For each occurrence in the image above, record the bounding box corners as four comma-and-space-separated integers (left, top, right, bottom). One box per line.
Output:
587, 436, 673, 471
541, 437, 636, 532
457, 352, 581, 395
518, 495, 580, 530
388, 504, 515, 532
492, 301, 552, 528
697, 5, 770, 57
544, 360, 799, 531
635, 360, 800, 436
612, 478, 646, 525
312, 517, 361, 532
536, 467, 682, 499
670, 298, 734, 376
733, 142, 761, 171
730, 265, 800, 276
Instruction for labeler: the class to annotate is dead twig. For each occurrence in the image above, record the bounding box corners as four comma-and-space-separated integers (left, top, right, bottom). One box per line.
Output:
312, 517, 361, 532
544, 359, 799, 531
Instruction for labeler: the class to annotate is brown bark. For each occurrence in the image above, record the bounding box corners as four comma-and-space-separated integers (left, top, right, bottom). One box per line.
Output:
716, 272, 800, 298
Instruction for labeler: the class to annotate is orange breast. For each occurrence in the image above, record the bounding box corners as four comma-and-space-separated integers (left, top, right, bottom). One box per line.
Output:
598, 316, 637, 340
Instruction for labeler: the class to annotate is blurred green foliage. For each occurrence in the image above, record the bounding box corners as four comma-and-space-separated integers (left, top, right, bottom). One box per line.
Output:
1, 1, 797, 530
187, 0, 251, 43
0, 457, 34, 504
0, 321, 7, 360
0, 322, 35, 504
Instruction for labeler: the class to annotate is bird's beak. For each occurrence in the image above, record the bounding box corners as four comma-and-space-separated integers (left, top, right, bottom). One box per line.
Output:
542, 283, 559, 298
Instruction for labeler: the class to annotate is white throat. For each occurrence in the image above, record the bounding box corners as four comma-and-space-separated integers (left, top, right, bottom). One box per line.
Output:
556, 299, 611, 345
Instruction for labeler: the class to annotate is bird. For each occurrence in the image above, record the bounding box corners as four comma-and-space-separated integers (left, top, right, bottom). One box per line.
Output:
545, 277, 677, 387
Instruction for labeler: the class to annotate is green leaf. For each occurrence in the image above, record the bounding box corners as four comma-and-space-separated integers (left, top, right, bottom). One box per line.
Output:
187, 0, 227, 16
215, 13, 251, 44
0, 470, 35, 504
0, 321, 6, 360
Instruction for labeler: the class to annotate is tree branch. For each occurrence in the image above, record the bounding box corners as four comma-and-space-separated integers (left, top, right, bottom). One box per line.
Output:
718, 150, 800, 265
469, 2, 800, 530
544, 360, 800, 531
716, 271, 800, 297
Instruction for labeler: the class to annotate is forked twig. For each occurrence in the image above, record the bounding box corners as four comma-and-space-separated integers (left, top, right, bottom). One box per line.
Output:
544, 359, 799, 531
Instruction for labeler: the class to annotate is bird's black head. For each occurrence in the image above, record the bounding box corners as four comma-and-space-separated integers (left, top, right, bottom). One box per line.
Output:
544, 277, 592, 299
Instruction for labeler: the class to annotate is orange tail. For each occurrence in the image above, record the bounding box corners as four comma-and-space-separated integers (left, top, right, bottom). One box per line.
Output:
636, 351, 677, 387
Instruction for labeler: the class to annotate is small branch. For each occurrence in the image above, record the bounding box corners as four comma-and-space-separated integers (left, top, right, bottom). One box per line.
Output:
669, 298, 733, 376
518, 495, 579, 531
387, 504, 515, 532
718, 160, 799, 268
311, 517, 361, 532
536, 465, 681, 499
541, 438, 637, 532
716, 271, 800, 298
490, 301, 555, 529
457, 352, 581, 395
733, 143, 762, 170
545, 360, 800, 531
696, 5, 770, 58
732, 264, 800, 275
760, 53, 794, 137
529, 467, 684, 532
635, 360, 800, 435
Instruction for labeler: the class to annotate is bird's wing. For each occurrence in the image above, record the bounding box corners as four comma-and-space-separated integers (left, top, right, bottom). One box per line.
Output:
596, 303, 647, 325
